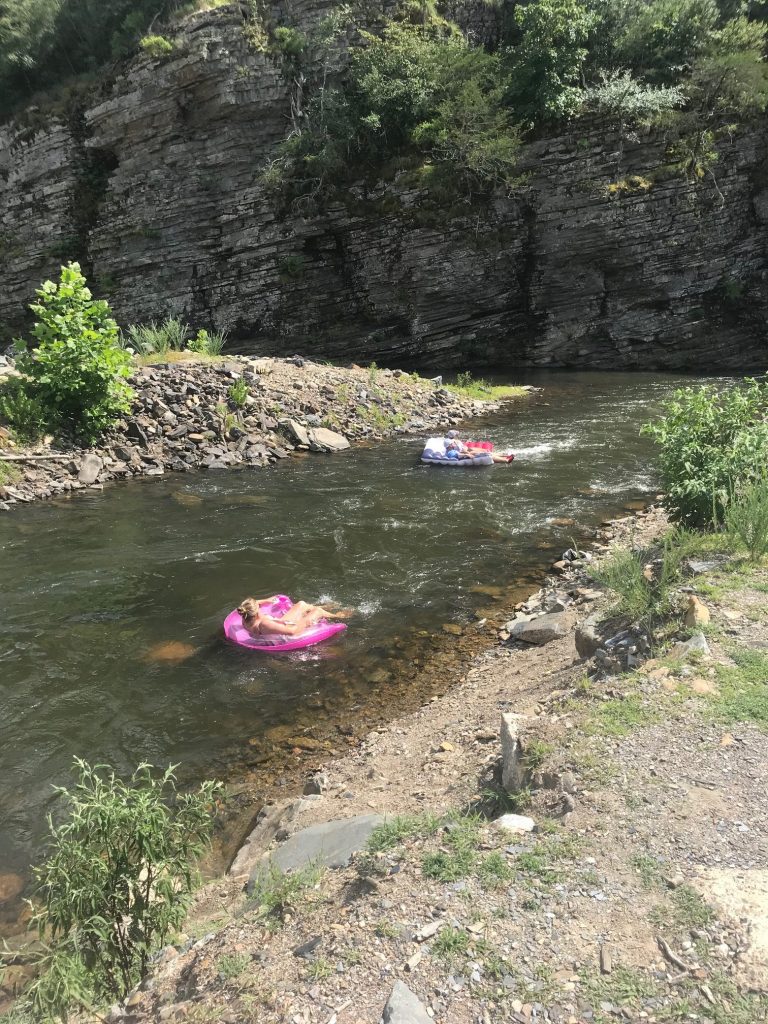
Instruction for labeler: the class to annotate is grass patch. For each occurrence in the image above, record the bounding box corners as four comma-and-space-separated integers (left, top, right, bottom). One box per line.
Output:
247, 863, 324, 926
476, 851, 514, 890
649, 884, 714, 931
445, 371, 526, 403
304, 956, 334, 981
587, 693, 660, 737
0, 459, 21, 486
523, 739, 553, 770
217, 952, 250, 980
421, 812, 483, 882
585, 966, 658, 1013
431, 926, 470, 963
367, 813, 441, 853
514, 827, 583, 887
630, 852, 663, 889
711, 648, 768, 728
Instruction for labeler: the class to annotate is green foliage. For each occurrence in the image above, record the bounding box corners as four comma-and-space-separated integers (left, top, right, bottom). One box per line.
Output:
26, 759, 220, 1019
713, 648, 768, 727
583, 70, 684, 124
421, 813, 483, 882
9, 263, 132, 441
588, 693, 659, 736
0, 1, 190, 117
0, 458, 21, 485
227, 378, 249, 408
186, 328, 227, 356
217, 952, 250, 980
123, 317, 190, 356
140, 35, 174, 58
610, 0, 719, 83
431, 926, 471, 962
0, 376, 48, 441
366, 813, 441, 853
642, 377, 768, 527
724, 476, 768, 562
505, 0, 597, 123
247, 863, 324, 924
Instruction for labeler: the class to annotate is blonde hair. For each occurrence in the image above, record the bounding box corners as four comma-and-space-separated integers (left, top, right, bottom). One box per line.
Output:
237, 598, 261, 626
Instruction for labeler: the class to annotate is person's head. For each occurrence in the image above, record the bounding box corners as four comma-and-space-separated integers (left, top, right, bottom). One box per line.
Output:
445, 429, 460, 439
237, 598, 261, 626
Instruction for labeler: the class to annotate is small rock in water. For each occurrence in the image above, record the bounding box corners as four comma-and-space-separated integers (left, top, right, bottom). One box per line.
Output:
141, 641, 197, 664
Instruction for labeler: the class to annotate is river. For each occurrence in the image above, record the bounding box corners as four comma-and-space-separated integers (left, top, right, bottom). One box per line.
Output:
0, 370, 718, 923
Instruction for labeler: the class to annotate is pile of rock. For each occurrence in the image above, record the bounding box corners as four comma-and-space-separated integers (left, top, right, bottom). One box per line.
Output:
0, 357, 500, 510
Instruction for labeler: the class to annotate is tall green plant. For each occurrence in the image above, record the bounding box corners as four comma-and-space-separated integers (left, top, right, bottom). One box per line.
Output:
724, 476, 768, 562
11, 263, 132, 440
642, 378, 768, 527
25, 760, 221, 1020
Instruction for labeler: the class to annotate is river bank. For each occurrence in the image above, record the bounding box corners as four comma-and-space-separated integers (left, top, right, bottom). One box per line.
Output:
0, 356, 525, 510
53, 504, 766, 1024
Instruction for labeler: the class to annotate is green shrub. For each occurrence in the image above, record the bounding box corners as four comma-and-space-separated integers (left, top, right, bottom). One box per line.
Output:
26, 759, 221, 1020
0, 376, 48, 441
140, 34, 174, 58
642, 378, 768, 527
10, 263, 133, 441
724, 476, 768, 562
187, 328, 227, 356
228, 378, 249, 407
123, 317, 190, 355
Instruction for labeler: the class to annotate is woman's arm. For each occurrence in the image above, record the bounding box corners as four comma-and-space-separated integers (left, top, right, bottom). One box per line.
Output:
257, 615, 305, 637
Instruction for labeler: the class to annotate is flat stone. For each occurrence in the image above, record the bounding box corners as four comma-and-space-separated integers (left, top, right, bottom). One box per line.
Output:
308, 427, 350, 452
510, 610, 575, 645
668, 632, 711, 660
381, 981, 432, 1024
248, 814, 384, 890
77, 454, 103, 484
493, 813, 535, 833
283, 419, 310, 446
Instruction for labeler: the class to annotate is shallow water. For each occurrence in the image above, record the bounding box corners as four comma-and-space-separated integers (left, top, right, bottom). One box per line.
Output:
0, 370, 726, 901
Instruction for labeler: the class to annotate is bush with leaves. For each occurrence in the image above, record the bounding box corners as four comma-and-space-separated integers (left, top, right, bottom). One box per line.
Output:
642, 377, 768, 527
504, 0, 597, 124
4, 263, 132, 441
23, 760, 221, 1020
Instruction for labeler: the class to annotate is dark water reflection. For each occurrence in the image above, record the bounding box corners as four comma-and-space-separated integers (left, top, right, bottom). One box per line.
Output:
0, 370, 726, 904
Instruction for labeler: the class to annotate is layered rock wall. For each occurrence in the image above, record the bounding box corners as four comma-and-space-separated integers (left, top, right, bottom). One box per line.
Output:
1, 2, 766, 368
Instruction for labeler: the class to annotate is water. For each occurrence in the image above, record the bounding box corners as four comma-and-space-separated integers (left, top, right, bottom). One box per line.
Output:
0, 370, 717, 912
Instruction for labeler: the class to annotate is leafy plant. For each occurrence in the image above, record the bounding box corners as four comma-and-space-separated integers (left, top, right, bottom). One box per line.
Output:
0, 458, 22, 486
228, 379, 249, 408
140, 34, 174, 58
723, 476, 768, 562
0, 377, 48, 441
187, 328, 227, 356
25, 759, 221, 1020
218, 952, 250, 980
642, 378, 768, 527
10, 263, 133, 440
123, 317, 190, 355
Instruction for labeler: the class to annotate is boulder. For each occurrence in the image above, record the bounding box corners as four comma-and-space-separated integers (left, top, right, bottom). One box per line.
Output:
493, 813, 536, 833
308, 427, 350, 452
575, 613, 603, 659
381, 981, 432, 1024
668, 632, 711, 660
77, 454, 103, 485
247, 814, 384, 892
510, 610, 575, 645
283, 419, 310, 446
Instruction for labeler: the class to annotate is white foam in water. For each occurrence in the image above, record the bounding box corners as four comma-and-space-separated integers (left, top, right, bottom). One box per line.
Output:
358, 599, 381, 616
513, 437, 578, 460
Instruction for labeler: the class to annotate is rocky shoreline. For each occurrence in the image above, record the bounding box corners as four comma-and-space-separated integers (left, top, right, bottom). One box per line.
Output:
0, 357, 525, 510
66, 502, 768, 1024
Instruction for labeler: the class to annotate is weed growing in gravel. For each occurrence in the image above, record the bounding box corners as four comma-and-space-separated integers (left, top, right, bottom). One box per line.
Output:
247, 863, 324, 925
421, 813, 483, 882
374, 919, 401, 939
305, 957, 334, 981
514, 827, 583, 888
341, 946, 363, 966
217, 953, 250, 980
476, 851, 514, 890
522, 739, 553, 770
712, 648, 768, 728
366, 813, 441, 853
431, 927, 470, 963
585, 966, 658, 1012
630, 852, 664, 889
649, 884, 714, 931
587, 693, 660, 737
0, 460, 21, 486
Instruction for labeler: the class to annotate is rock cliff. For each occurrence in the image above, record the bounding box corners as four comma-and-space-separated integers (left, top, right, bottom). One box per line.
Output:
1, 2, 766, 369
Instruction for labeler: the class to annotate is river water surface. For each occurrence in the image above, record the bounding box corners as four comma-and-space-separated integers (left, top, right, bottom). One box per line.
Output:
0, 371, 717, 911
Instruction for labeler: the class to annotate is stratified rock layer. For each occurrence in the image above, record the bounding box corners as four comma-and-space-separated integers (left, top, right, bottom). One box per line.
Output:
1, 3, 767, 367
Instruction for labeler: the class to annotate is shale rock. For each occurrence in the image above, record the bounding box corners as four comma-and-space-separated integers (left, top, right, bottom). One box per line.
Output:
510, 610, 576, 645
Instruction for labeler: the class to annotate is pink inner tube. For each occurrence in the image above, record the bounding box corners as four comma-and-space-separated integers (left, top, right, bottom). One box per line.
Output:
223, 596, 347, 652
466, 440, 494, 451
